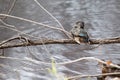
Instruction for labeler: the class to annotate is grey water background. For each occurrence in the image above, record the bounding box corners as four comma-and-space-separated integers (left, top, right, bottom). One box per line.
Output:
0, 0, 120, 80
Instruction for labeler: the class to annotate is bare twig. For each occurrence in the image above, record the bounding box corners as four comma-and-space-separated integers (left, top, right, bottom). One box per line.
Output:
0, 14, 71, 36
20, 57, 120, 69
0, 56, 120, 69
1, 56, 120, 80
0, 19, 42, 39
0, 56, 120, 79
2, 0, 17, 20
0, 19, 52, 56
33, 0, 71, 38
0, 36, 28, 46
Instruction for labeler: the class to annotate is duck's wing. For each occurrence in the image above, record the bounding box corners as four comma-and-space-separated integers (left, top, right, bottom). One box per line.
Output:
79, 29, 89, 38
70, 27, 80, 37
79, 30, 90, 42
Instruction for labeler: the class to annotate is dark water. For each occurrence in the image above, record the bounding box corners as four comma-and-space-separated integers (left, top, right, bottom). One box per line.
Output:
0, 0, 120, 80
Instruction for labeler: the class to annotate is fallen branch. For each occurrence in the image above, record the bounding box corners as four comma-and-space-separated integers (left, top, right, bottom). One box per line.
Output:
0, 37, 120, 49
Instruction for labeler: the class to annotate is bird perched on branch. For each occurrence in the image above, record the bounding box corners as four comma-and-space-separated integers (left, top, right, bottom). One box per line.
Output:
70, 21, 90, 44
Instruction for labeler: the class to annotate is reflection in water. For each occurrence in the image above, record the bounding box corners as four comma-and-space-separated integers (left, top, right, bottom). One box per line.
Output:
0, 0, 120, 80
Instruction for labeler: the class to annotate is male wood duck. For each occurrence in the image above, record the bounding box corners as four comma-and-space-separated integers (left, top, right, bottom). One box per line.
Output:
70, 21, 90, 44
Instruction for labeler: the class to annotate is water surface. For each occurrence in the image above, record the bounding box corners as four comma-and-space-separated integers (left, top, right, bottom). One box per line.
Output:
0, 0, 120, 80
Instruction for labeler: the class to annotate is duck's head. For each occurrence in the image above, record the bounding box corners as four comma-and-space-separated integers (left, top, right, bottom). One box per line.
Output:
75, 21, 84, 29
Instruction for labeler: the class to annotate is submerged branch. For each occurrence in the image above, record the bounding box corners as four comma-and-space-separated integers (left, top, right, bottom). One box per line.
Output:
0, 37, 120, 49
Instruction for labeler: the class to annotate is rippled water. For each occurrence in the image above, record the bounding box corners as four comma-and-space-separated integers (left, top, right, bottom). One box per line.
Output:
0, 0, 120, 80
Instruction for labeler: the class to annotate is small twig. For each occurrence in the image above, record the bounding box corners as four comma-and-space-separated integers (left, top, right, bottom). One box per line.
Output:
0, 36, 28, 46
23, 57, 120, 69
2, 0, 17, 20
0, 14, 71, 36
0, 56, 120, 71
0, 19, 52, 56
58, 57, 120, 69
67, 72, 120, 80
0, 19, 41, 39
33, 0, 71, 38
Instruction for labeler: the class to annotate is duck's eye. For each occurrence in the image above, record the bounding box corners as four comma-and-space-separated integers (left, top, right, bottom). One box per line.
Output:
81, 26, 84, 29
74, 26, 78, 28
